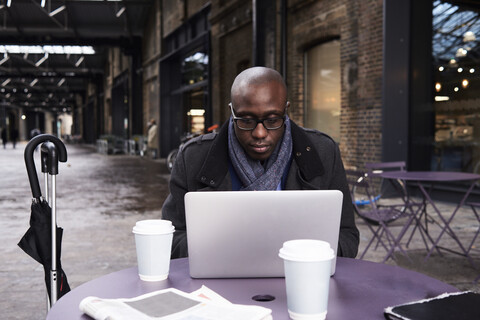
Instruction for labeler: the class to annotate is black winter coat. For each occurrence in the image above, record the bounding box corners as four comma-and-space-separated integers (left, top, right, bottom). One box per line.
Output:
162, 120, 359, 259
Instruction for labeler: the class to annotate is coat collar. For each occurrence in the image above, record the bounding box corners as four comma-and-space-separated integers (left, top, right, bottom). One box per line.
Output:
290, 121, 325, 180
196, 120, 325, 187
196, 121, 230, 188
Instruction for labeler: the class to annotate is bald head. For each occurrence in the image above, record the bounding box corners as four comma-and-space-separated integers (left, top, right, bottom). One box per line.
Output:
231, 67, 287, 106
229, 67, 289, 161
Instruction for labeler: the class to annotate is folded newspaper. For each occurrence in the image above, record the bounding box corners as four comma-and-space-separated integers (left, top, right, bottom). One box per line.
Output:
79, 285, 272, 320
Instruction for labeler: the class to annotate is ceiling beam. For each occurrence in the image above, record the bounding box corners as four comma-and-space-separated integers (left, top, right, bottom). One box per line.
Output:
30, 0, 66, 30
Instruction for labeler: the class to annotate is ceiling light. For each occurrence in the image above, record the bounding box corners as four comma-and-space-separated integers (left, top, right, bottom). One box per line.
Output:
454, 87, 459, 92
116, 6, 126, 18
188, 109, 206, 116
0, 45, 95, 55
57, 78, 66, 87
30, 78, 38, 86
463, 31, 476, 42
438, 66, 444, 72
35, 52, 49, 67
462, 79, 469, 88
41, 0, 46, 8
7, 0, 11, 8
435, 96, 449, 102
0, 53, 9, 66
449, 58, 456, 65
49, 5, 66, 17
75, 56, 84, 67
458, 67, 463, 73
435, 83, 442, 92
66, 46, 95, 55
456, 48, 467, 58
470, 68, 475, 73
2, 78, 11, 86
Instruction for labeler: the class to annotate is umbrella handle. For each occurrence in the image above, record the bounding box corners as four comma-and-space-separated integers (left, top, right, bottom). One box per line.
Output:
24, 134, 67, 199
41, 142, 59, 175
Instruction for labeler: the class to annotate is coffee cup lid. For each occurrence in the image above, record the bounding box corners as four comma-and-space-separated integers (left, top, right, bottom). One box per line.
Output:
279, 239, 334, 262
132, 219, 175, 235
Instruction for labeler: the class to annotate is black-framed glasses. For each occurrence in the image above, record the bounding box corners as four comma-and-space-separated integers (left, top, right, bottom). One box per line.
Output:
229, 103, 286, 131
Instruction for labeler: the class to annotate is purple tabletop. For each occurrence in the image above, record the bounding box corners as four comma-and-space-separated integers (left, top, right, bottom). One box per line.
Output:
46, 257, 457, 319
380, 171, 480, 182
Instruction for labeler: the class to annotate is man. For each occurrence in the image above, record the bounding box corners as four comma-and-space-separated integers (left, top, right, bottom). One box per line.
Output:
1, 127, 6, 149
162, 66, 359, 259
11, 128, 18, 149
147, 119, 158, 159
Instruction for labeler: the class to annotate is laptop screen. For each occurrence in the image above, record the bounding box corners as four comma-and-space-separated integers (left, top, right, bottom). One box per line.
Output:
184, 190, 343, 278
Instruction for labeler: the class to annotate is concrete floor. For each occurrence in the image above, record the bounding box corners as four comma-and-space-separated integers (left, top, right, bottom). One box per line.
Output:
1, 142, 479, 319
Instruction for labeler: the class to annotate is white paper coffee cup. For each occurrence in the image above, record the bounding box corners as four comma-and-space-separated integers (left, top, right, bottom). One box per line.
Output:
132, 219, 175, 281
279, 239, 334, 320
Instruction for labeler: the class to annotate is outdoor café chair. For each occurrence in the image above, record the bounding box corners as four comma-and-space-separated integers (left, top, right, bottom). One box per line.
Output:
346, 169, 418, 263
363, 161, 409, 208
466, 202, 480, 260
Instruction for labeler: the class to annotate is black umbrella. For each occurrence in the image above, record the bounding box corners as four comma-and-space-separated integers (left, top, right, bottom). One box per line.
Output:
18, 134, 70, 307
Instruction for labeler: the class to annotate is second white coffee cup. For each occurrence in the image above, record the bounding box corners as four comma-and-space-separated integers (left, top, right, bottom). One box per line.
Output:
279, 239, 334, 320
132, 219, 175, 281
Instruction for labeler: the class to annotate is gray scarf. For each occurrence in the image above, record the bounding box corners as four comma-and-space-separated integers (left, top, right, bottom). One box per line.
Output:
228, 116, 293, 191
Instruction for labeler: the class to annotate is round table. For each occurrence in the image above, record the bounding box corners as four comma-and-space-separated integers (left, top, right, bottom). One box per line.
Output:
46, 257, 457, 319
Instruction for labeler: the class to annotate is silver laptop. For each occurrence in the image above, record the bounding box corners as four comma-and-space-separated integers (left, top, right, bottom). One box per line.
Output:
184, 190, 343, 278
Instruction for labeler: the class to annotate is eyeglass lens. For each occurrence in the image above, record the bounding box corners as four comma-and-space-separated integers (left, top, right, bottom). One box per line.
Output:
230, 103, 285, 130
235, 118, 284, 130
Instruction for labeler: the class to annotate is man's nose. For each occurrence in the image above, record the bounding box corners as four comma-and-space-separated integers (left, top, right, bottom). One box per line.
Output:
251, 122, 268, 139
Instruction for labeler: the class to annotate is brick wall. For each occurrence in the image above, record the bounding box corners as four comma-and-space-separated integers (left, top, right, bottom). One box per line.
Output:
142, 0, 161, 135
145, 0, 385, 168
286, 0, 384, 170
162, 0, 185, 36
342, 0, 383, 169
210, 0, 253, 123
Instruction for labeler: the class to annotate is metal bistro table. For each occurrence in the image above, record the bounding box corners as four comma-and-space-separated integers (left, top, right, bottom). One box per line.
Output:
380, 171, 480, 267
46, 257, 457, 319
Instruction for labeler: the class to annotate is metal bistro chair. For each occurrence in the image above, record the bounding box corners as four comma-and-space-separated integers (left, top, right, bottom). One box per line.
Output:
346, 169, 417, 263
364, 161, 409, 208
351, 162, 409, 221
465, 202, 480, 282
362, 162, 423, 247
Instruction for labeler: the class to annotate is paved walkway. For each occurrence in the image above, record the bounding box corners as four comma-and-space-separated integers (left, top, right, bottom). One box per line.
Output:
0, 142, 478, 319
